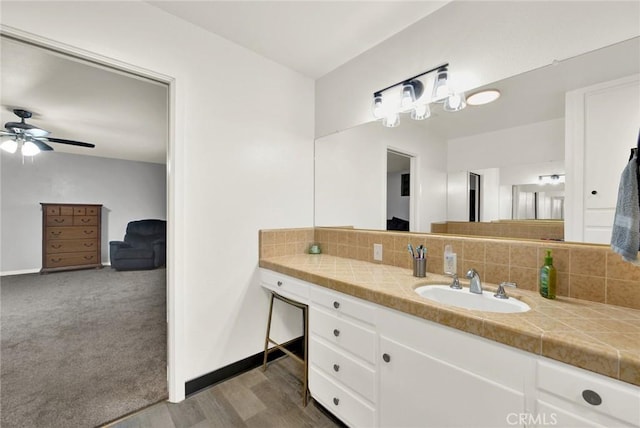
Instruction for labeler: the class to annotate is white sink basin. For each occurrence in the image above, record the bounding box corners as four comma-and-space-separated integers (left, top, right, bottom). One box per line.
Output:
414, 285, 530, 313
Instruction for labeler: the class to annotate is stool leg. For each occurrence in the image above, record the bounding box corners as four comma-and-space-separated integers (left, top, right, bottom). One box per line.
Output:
262, 293, 275, 371
302, 304, 309, 407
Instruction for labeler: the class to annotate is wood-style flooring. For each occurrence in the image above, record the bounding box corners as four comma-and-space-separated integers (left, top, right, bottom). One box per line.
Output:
106, 357, 345, 428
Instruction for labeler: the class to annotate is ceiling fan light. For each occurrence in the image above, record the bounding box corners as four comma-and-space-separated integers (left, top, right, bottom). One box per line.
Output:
1, 139, 18, 154
21, 140, 40, 156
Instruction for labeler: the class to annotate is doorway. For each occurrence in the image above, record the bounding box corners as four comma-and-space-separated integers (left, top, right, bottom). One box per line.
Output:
386, 149, 413, 231
0, 34, 171, 427
469, 172, 481, 222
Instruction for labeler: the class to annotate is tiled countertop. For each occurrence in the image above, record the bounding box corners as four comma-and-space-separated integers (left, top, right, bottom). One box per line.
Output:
259, 254, 640, 387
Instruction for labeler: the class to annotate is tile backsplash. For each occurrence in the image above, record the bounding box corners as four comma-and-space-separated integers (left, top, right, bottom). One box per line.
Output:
259, 227, 640, 310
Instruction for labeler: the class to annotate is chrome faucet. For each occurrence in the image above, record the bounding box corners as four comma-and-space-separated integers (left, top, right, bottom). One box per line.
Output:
466, 268, 482, 294
446, 272, 461, 289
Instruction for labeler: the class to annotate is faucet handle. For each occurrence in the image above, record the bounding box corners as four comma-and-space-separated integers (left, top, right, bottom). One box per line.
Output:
445, 272, 462, 289
494, 282, 517, 299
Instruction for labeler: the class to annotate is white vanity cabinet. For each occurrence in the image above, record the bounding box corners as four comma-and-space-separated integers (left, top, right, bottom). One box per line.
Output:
377, 307, 533, 428
308, 286, 377, 427
534, 359, 640, 428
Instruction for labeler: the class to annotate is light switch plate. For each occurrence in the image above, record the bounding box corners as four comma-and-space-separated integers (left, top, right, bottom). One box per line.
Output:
373, 243, 383, 261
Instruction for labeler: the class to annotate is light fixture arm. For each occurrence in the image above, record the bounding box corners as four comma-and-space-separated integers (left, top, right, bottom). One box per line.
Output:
373, 63, 449, 97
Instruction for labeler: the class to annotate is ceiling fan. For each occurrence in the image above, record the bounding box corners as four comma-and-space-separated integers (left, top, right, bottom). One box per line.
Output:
0, 108, 95, 156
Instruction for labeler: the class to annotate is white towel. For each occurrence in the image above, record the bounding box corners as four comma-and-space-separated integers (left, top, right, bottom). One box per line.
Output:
611, 154, 640, 264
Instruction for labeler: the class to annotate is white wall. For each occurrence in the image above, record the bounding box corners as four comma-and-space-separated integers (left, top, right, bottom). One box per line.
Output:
386, 170, 410, 221
315, 1, 640, 138
1, 152, 166, 275
0, 1, 314, 401
315, 120, 447, 232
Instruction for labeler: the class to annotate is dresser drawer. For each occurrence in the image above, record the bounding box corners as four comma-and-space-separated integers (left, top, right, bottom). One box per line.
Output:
47, 227, 98, 240
46, 216, 73, 227
311, 306, 376, 364
44, 251, 99, 268
45, 205, 74, 215
310, 286, 375, 325
46, 239, 98, 254
309, 366, 375, 428
73, 216, 98, 226
261, 269, 309, 302
537, 359, 640, 427
73, 206, 86, 215
310, 336, 375, 403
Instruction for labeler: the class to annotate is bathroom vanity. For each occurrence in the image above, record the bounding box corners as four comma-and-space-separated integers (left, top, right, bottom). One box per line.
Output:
260, 255, 640, 428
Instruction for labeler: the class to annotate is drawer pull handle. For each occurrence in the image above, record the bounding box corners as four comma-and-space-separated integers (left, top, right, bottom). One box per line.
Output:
333, 364, 340, 372
383, 353, 391, 363
332, 397, 339, 406
333, 329, 340, 337
84, 230, 94, 235
51, 257, 62, 263
277, 281, 283, 287
54, 218, 64, 223
51, 232, 61, 237
333, 301, 340, 309
582, 389, 602, 406
83, 256, 94, 260
51, 244, 62, 249
81, 218, 91, 223
83, 243, 94, 247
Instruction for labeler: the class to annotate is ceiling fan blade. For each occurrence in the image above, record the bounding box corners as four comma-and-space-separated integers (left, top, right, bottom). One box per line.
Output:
32, 139, 54, 151
45, 137, 95, 148
0, 130, 17, 137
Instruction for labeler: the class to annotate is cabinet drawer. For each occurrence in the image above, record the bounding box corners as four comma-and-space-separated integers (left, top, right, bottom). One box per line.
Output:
537, 359, 640, 427
46, 216, 73, 227
311, 307, 376, 364
73, 207, 86, 215
47, 227, 98, 240
44, 252, 99, 268
47, 239, 98, 254
73, 216, 98, 226
261, 269, 309, 302
310, 286, 375, 325
309, 366, 375, 428
310, 336, 375, 403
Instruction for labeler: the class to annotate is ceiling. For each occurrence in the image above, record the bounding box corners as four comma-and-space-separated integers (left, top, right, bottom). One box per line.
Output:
147, 1, 450, 79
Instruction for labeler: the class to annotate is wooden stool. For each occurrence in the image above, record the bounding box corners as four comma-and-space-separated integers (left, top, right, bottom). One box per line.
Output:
262, 291, 309, 406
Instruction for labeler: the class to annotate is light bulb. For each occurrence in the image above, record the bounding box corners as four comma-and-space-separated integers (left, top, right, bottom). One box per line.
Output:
372, 94, 384, 119
444, 92, 467, 112
21, 140, 41, 156
411, 104, 431, 120
400, 84, 416, 110
432, 68, 449, 102
0, 139, 18, 153
382, 113, 400, 128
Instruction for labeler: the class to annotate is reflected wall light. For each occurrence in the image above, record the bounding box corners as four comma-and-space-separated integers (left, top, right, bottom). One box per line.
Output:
372, 63, 466, 127
538, 174, 565, 185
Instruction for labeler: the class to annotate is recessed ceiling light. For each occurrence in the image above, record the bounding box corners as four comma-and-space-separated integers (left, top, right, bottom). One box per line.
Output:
467, 89, 501, 106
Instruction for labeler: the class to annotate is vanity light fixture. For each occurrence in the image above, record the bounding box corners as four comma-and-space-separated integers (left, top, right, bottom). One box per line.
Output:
372, 63, 466, 127
538, 174, 565, 185
467, 89, 501, 106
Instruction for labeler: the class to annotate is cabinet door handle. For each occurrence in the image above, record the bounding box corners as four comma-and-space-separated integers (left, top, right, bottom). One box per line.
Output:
333, 364, 340, 372
277, 281, 283, 287
332, 397, 339, 406
333, 301, 340, 309
582, 389, 602, 406
333, 329, 340, 337
383, 353, 391, 363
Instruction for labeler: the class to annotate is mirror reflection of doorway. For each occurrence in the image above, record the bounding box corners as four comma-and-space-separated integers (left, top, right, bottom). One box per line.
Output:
387, 150, 412, 231
469, 172, 481, 222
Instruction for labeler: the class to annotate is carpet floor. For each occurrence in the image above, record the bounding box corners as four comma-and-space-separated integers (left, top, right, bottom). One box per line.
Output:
1, 267, 167, 428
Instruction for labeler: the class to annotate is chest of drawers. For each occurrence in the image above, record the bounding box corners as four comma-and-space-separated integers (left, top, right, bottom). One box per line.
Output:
41, 203, 103, 273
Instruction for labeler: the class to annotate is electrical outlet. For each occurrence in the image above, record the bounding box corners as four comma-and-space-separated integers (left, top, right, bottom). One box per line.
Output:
373, 243, 383, 261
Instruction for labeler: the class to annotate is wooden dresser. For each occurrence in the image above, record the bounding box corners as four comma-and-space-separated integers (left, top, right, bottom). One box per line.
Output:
41, 203, 103, 273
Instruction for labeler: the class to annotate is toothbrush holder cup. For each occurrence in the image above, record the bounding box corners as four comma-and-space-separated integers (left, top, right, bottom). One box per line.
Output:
413, 258, 426, 278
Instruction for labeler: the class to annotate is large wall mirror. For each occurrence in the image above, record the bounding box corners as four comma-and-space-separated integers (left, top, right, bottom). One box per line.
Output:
314, 37, 640, 244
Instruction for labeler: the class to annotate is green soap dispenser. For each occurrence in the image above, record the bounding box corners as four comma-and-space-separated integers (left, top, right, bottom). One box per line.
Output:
539, 249, 557, 299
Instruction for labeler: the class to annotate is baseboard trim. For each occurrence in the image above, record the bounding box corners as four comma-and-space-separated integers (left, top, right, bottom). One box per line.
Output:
0, 268, 40, 277
185, 336, 304, 397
